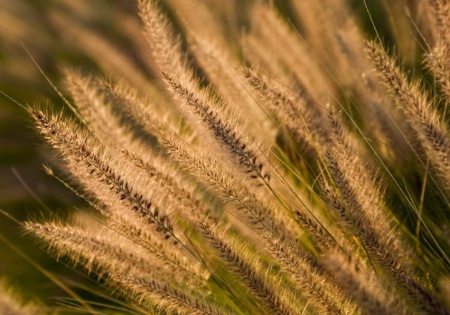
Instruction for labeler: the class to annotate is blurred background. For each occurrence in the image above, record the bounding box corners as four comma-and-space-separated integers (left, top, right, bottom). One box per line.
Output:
0, 0, 143, 307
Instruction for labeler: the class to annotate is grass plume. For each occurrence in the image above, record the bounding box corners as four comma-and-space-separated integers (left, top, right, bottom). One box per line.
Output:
3, 0, 450, 314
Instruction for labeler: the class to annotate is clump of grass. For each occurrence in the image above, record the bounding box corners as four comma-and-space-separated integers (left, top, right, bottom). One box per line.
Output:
10, 0, 450, 314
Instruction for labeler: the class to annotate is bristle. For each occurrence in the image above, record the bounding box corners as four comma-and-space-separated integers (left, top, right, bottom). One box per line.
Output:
97, 77, 182, 143
250, 3, 334, 105
189, 35, 276, 145
138, 0, 191, 81
111, 274, 229, 315
163, 73, 270, 184
31, 110, 178, 241
242, 66, 330, 158
324, 250, 411, 315
367, 40, 450, 195
200, 222, 297, 315
11, 1, 450, 314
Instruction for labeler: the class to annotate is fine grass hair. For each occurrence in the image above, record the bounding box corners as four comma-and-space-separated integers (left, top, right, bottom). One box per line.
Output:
10, 0, 450, 314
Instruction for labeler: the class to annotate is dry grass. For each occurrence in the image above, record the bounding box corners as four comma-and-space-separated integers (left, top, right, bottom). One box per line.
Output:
1, 0, 450, 314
